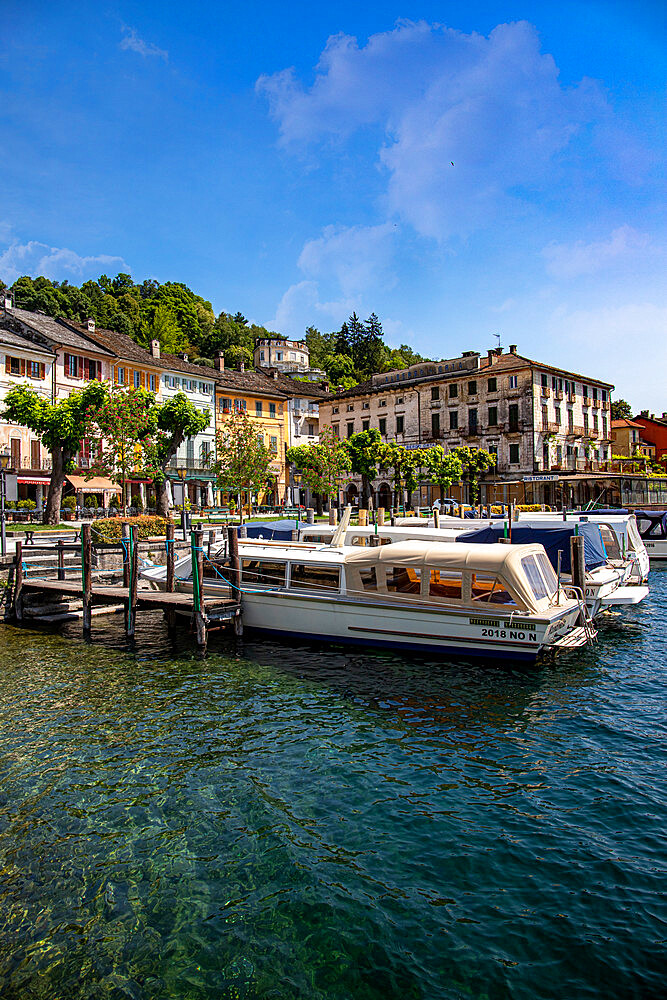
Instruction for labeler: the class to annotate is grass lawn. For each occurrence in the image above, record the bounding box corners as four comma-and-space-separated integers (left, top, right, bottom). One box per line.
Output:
6, 523, 78, 533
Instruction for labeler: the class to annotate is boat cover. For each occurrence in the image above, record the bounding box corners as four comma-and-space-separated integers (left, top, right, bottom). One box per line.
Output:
245, 519, 300, 541
633, 511, 667, 540
455, 523, 608, 574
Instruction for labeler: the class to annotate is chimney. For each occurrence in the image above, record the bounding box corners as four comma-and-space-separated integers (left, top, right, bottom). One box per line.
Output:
215, 351, 224, 372
239, 362, 245, 373
87, 318, 96, 333
487, 349, 496, 365
150, 339, 160, 359
321, 381, 329, 392
509, 344, 517, 355
4, 295, 13, 311
641, 410, 649, 418
179, 353, 189, 362
662, 412, 667, 420
272, 371, 278, 380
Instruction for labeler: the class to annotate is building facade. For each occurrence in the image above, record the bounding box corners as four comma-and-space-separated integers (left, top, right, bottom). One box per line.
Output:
634, 412, 667, 463
320, 345, 614, 506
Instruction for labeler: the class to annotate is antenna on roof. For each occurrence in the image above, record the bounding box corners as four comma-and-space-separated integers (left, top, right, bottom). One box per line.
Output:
494, 332, 501, 349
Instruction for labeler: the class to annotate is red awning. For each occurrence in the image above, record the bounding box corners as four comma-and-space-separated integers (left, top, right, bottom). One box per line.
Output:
18, 475, 51, 485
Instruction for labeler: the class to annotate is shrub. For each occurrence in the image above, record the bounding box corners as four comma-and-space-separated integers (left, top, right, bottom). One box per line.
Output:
132, 494, 144, 512
515, 504, 550, 512
109, 494, 121, 508
91, 515, 172, 543
62, 496, 76, 511
16, 499, 37, 511
84, 494, 98, 506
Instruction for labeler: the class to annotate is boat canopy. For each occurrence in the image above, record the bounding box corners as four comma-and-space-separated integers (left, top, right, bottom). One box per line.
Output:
633, 511, 667, 540
245, 519, 300, 540
456, 523, 608, 574
345, 540, 550, 613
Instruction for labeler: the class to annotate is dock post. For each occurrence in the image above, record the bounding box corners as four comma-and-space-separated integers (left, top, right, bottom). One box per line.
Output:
82, 523, 92, 635
227, 525, 243, 636
377, 507, 385, 526
207, 529, 215, 560
359, 508, 368, 527
570, 534, 586, 624
13, 540, 24, 621
165, 521, 175, 627
126, 525, 138, 638
390, 509, 396, 526
306, 507, 315, 524
192, 529, 207, 649
433, 509, 440, 528
329, 507, 338, 526
122, 522, 130, 588
238, 525, 248, 539
57, 539, 65, 581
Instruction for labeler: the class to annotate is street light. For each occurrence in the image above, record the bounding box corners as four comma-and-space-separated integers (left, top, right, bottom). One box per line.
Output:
0, 448, 12, 557
293, 471, 302, 530
176, 467, 189, 539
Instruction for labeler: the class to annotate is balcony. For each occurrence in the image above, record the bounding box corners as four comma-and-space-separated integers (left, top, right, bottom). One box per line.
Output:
567, 392, 576, 404
566, 425, 586, 437
540, 387, 551, 398
506, 421, 523, 435
463, 425, 482, 438
429, 400, 442, 408
592, 399, 600, 408
543, 422, 560, 434
583, 396, 592, 406
13, 456, 53, 472
555, 390, 564, 400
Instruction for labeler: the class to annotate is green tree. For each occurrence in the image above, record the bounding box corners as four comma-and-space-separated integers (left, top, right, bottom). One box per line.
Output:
223, 345, 254, 370
323, 353, 358, 389
422, 446, 464, 501
611, 399, 633, 420
148, 303, 190, 354
451, 446, 497, 504
343, 428, 382, 505
287, 426, 352, 514
152, 393, 211, 517
3, 381, 109, 523
85, 388, 158, 511
213, 409, 273, 523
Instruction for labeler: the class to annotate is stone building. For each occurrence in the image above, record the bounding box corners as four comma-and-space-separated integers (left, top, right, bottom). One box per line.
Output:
319, 345, 614, 507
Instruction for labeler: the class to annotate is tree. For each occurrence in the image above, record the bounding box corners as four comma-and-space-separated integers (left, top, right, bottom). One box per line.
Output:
212, 409, 273, 523
422, 446, 464, 501
85, 388, 158, 510
152, 393, 211, 517
323, 353, 358, 390
287, 426, 352, 513
451, 446, 497, 504
147, 303, 190, 354
611, 399, 633, 420
223, 345, 254, 370
3, 381, 109, 523
343, 428, 382, 505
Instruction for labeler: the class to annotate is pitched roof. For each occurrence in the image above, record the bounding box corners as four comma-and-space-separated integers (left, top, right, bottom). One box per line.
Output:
0, 326, 55, 356
255, 366, 331, 399
4, 307, 116, 356
612, 418, 643, 429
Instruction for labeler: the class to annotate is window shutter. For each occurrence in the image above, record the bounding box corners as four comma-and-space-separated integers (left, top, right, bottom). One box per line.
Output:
78, 356, 84, 378
125, 367, 129, 385
20, 359, 26, 376
40, 363, 46, 379
64, 353, 70, 374
4, 356, 9, 374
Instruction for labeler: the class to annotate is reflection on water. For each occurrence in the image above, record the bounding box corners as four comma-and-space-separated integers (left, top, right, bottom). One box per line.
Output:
0, 572, 665, 999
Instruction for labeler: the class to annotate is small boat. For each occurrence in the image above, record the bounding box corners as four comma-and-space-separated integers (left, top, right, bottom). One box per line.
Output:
141, 535, 595, 661
632, 511, 667, 562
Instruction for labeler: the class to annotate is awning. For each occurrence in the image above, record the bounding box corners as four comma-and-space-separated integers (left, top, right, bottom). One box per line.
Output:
18, 475, 51, 485
67, 475, 121, 492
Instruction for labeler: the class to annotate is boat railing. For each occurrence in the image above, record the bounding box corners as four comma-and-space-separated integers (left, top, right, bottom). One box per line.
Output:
561, 584, 598, 644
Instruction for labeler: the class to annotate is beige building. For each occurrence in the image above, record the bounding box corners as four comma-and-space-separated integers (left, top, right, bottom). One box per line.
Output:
320, 345, 614, 507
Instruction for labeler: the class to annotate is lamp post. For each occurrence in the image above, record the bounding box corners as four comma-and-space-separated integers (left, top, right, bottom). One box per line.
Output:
293, 471, 302, 531
0, 449, 12, 557
177, 467, 189, 539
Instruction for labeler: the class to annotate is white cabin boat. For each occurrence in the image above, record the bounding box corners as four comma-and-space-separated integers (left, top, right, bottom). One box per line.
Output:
141, 539, 595, 661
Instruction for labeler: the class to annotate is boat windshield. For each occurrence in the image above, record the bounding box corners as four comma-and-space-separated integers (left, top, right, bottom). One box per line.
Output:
598, 524, 621, 560
289, 563, 341, 592
521, 554, 554, 602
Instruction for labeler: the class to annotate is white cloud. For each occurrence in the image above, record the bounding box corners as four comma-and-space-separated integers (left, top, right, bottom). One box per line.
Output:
258, 20, 617, 241
120, 26, 168, 61
0, 241, 129, 285
542, 225, 651, 279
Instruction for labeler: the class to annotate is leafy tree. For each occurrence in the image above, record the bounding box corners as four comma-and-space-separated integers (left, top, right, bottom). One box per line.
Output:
223, 345, 254, 370
611, 399, 633, 420
422, 446, 464, 501
148, 303, 190, 354
85, 388, 158, 510
323, 353, 358, 389
377, 442, 412, 508
304, 326, 336, 369
343, 428, 382, 505
451, 446, 497, 504
287, 426, 352, 514
212, 409, 273, 523
3, 381, 109, 523
152, 393, 211, 517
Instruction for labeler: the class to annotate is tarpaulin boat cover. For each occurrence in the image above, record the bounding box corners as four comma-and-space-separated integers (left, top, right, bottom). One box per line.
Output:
245, 519, 300, 541
456, 523, 608, 574
633, 511, 667, 540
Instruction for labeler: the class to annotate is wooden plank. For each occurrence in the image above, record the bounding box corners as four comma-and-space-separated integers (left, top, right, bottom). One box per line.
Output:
82, 524, 92, 634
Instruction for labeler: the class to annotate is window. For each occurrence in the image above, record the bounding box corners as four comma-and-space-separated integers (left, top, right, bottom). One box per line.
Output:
488, 445, 498, 463
333, 406, 339, 414
379, 417, 387, 436
431, 412, 440, 437
601, 390, 607, 402
386, 566, 421, 595
468, 380, 477, 395
449, 410, 458, 430
347, 422, 354, 438
115, 366, 125, 385
449, 383, 458, 398
362, 419, 370, 432
488, 377, 497, 392
270, 436, 278, 453
275, 351, 283, 361
257, 433, 264, 447
582, 384, 588, 397
241, 560, 286, 588
396, 396, 404, 404
469, 408, 478, 431
255, 401, 263, 415
134, 370, 141, 388
508, 404, 519, 431
31, 440, 40, 467
431, 386, 440, 401
308, 424, 315, 436
186, 438, 195, 462
555, 406, 561, 424
289, 563, 340, 592
29, 360, 45, 379
593, 387, 598, 401
583, 413, 589, 432
235, 399, 247, 411
541, 373, 548, 388
593, 414, 599, 432
509, 443, 520, 464
470, 572, 517, 606
568, 410, 574, 431
508, 375, 518, 389
379, 399, 387, 407
359, 567, 378, 592
429, 569, 463, 600
347, 404, 354, 412
521, 554, 556, 601
220, 397, 232, 412
269, 402, 276, 417
396, 415, 404, 434
149, 374, 156, 392
362, 401, 370, 409
488, 406, 498, 426
289, 352, 296, 360
7, 356, 22, 376
260, 350, 265, 362
333, 424, 340, 438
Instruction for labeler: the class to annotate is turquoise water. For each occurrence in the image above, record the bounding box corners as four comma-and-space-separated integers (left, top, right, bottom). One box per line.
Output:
0, 572, 665, 999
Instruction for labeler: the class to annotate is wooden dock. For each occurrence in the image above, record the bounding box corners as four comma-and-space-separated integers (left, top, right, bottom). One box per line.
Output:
12, 523, 243, 649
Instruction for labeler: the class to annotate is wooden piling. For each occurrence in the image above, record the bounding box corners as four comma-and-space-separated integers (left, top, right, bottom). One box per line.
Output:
207, 529, 215, 560
126, 525, 138, 637
433, 509, 440, 528
57, 539, 65, 581
14, 540, 23, 621
390, 509, 396, 526
377, 507, 385, 526
193, 529, 206, 649
82, 523, 92, 635
227, 526, 243, 636
122, 522, 130, 588
165, 521, 175, 627
329, 507, 338, 526
570, 534, 586, 623
358, 508, 368, 527
306, 507, 315, 525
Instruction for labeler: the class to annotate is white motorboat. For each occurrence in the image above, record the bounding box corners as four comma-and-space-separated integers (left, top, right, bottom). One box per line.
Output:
141, 536, 595, 661
633, 511, 667, 563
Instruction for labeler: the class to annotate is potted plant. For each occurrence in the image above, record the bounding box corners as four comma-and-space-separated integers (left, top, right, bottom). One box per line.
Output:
62, 495, 77, 520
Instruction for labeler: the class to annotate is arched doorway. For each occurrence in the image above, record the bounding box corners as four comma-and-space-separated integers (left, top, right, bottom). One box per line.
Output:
346, 483, 359, 505
378, 482, 392, 510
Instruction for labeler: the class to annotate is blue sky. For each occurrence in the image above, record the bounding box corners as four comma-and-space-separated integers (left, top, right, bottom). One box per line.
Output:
1, 1, 665, 408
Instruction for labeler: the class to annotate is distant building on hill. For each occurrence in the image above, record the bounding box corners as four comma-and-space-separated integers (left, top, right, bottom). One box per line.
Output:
253, 336, 325, 381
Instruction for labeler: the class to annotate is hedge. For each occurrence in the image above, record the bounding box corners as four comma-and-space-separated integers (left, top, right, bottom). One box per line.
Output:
91, 516, 172, 543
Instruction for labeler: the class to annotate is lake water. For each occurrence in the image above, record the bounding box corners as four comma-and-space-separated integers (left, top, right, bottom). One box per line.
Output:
0, 570, 665, 1000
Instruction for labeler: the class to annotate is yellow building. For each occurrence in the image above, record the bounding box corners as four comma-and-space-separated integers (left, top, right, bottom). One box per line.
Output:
215, 368, 290, 505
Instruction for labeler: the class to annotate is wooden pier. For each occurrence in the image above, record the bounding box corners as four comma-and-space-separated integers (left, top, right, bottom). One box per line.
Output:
11, 524, 242, 650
